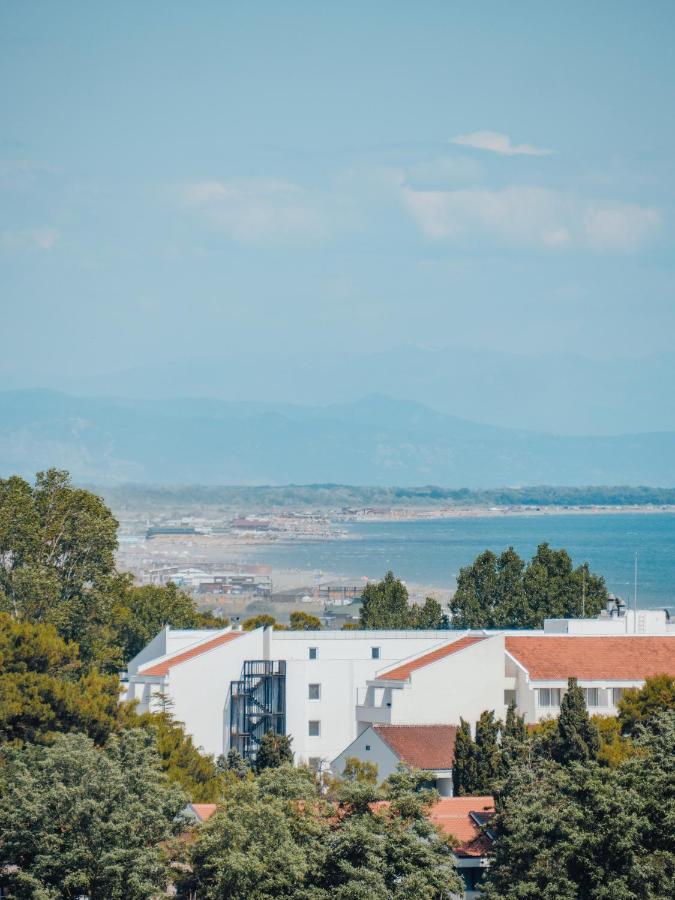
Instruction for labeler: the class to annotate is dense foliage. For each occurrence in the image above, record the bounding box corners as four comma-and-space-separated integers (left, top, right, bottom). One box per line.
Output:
359, 571, 449, 629
483, 711, 675, 899
450, 543, 608, 628
182, 764, 464, 899
0, 730, 187, 900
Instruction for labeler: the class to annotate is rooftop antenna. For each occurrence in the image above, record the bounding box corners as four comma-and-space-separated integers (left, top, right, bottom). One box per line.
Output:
634, 551, 638, 633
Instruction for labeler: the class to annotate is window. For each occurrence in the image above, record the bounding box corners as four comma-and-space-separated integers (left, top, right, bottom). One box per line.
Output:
308, 683, 321, 700
371, 647, 380, 660
365, 744, 371, 751
504, 689, 516, 706
308, 720, 320, 737
538, 688, 562, 708
308, 647, 317, 660
612, 687, 625, 706
584, 688, 607, 708
308, 757, 321, 771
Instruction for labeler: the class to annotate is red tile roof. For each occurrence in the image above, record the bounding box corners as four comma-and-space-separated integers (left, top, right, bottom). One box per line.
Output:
428, 796, 495, 856
374, 724, 457, 769
190, 803, 218, 822
379, 636, 486, 681
506, 636, 675, 681
141, 631, 241, 676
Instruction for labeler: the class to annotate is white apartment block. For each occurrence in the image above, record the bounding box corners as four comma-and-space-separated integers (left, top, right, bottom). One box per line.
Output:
122, 607, 675, 771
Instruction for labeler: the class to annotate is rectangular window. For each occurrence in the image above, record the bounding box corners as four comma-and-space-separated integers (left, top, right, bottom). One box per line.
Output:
371, 646, 380, 659
308, 720, 320, 737
308, 647, 317, 660
365, 744, 371, 751
504, 689, 516, 706
612, 687, 625, 706
538, 688, 562, 708
584, 688, 600, 707
308, 683, 321, 700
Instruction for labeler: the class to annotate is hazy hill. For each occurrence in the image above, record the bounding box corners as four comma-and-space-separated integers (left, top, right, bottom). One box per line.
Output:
5, 347, 675, 436
1, 390, 674, 487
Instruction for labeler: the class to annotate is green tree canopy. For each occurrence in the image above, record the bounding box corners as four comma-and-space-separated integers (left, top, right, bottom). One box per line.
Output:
450, 543, 608, 629
551, 677, 600, 765
0, 730, 187, 900
483, 711, 675, 900
359, 572, 449, 630
618, 674, 675, 736
0, 469, 118, 622
289, 610, 322, 630
0, 612, 121, 746
242, 613, 277, 630
255, 729, 294, 772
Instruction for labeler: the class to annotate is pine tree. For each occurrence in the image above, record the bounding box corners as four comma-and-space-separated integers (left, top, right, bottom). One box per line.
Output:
359, 571, 413, 629
500, 702, 529, 776
255, 730, 294, 772
474, 710, 502, 792
452, 719, 477, 795
553, 677, 600, 765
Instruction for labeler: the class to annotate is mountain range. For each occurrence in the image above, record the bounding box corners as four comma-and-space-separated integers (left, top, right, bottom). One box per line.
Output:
1, 389, 674, 487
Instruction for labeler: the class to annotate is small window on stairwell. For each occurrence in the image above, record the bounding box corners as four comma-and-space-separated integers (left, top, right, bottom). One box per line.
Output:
309, 647, 317, 660
371, 647, 380, 660
308, 720, 321, 737
308, 683, 321, 700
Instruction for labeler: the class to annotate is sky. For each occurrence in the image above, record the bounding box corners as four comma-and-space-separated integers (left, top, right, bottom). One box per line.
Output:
1, 1, 675, 390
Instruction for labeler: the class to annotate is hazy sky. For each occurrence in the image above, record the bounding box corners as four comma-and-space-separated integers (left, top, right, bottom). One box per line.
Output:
1, 1, 674, 379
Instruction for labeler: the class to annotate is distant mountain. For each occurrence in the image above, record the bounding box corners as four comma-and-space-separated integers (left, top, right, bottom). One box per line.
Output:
1, 389, 674, 487
4, 347, 674, 436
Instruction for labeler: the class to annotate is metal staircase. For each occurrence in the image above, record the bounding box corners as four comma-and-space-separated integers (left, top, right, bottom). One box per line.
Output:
229, 660, 286, 762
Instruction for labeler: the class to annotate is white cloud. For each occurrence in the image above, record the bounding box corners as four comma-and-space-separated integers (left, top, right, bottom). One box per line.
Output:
451, 131, 554, 157
400, 184, 661, 252
0, 227, 60, 251
180, 178, 326, 242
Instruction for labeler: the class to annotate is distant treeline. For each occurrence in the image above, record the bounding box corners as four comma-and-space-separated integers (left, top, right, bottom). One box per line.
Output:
92, 483, 675, 512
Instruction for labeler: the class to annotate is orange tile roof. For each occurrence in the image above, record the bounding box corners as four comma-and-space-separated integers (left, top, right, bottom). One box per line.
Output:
190, 803, 218, 822
374, 724, 457, 769
506, 635, 675, 681
141, 631, 241, 676
428, 796, 495, 856
379, 636, 486, 681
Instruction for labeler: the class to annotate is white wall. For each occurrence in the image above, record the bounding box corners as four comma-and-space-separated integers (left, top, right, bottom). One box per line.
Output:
166, 628, 265, 757
383, 636, 506, 728
272, 631, 453, 763
331, 725, 400, 781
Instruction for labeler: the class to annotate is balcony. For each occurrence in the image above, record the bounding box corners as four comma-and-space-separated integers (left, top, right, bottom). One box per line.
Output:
355, 703, 392, 725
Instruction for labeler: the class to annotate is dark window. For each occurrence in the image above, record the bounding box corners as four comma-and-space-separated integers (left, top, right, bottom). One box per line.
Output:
371, 647, 380, 659
308, 720, 320, 737
365, 744, 371, 751
309, 647, 317, 660
308, 683, 321, 700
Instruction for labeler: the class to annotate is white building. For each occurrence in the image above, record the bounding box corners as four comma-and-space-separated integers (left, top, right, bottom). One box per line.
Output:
122, 611, 675, 768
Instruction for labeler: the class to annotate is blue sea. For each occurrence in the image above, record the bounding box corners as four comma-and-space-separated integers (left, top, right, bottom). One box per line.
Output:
251, 513, 675, 609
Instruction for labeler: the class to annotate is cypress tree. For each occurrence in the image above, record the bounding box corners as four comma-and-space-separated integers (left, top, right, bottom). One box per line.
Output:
500, 702, 528, 776
452, 719, 477, 795
553, 677, 600, 765
474, 710, 501, 792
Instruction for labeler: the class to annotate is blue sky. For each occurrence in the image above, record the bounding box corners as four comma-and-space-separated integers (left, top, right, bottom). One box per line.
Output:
1, 1, 674, 383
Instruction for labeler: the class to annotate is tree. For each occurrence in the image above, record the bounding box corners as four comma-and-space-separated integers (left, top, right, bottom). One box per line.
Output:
483, 712, 675, 900
359, 571, 413, 629
0, 612, 121, 746
450, 543, 608, 629
552, 677, 600, 765
242, 613, 277, 630
289, 610, 322, 630
0, 730, 186, 900
411, 596, 449, 629
218, 747, 250, 780
115, 579, 225, 662
500, 702, 528, 776
473, 710, 502, 792
255, 729, 294, 772
452, 719, 477, 796
341, 755, 379, 785
0, 469, 118, 623
618, 674, 675, 735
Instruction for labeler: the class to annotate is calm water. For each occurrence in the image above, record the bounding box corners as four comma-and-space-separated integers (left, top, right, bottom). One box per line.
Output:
252, 514, 675, 608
